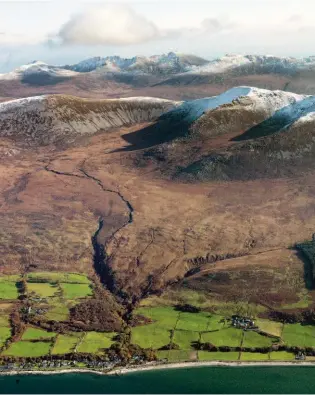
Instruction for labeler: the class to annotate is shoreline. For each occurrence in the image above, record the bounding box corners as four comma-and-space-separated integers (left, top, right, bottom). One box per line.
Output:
1, 360, 315, 377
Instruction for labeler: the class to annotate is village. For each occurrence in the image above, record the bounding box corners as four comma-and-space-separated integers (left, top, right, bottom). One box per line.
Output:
231, 315, 257, 330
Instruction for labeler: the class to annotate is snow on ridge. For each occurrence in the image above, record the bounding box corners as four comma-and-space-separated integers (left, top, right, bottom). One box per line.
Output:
187, 54, 315, 75
0, 87, 313, 128
115, 97, 179, 104
0, 61, 78, 80
0, 96, 47, 112
161, 86, 310, 124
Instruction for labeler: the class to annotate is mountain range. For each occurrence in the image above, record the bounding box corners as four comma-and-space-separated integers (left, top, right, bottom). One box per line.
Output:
3, 52, 315, 104
2, 52, 315, 82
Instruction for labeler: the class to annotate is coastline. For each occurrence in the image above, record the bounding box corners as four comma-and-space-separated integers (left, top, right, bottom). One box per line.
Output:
109, 360, 315, 375
1, 360, 315, 377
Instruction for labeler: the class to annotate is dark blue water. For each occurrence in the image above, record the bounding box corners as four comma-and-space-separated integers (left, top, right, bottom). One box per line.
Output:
1, 367, 315, 394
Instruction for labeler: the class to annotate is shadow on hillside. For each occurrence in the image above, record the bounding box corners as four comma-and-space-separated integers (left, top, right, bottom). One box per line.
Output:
21, 74, 71, 86
295, 249, 315, 291
113, 118, 191, 152
232, 96, 315, 141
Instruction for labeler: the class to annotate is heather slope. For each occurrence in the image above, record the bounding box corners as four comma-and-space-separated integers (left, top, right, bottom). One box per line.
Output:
129, 87, 315, 182
0, 95, 178, 146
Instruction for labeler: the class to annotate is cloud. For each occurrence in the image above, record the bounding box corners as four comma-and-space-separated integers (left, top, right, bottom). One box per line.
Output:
54, 4, 235, 47
57, 5, 160, 45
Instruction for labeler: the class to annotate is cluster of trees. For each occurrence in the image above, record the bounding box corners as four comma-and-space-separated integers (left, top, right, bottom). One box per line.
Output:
107, 327, 156, 364
159, 343, 180, 351
269, 309, 315, 324
16, 279, 27, 299
70, 299, 123, 332
175, 304, 201, 313
10, 308, 25, 342
191, 341, 315, 356
129, 314, 152, 327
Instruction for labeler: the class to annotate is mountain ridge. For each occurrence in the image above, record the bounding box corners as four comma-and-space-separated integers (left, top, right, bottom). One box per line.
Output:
3, 53, 315, 83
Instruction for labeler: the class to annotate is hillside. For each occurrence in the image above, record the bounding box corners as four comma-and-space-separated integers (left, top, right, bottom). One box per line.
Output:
0, 95, 178, 146
129, 87, 315, 181
1, 87, 315, 366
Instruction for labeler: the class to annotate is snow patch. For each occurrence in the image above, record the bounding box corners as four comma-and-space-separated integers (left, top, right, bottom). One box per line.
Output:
0, 61, 78, 80
0, 96, 47, 111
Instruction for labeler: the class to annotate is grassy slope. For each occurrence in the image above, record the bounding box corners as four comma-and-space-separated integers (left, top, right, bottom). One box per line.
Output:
22, 327, 56, 340
52, 333, 81, 355
3, 341, 51, 357
77, 332, 116, 354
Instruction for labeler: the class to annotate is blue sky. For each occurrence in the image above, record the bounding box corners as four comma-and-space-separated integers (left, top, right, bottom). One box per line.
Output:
0, 0, 314, 71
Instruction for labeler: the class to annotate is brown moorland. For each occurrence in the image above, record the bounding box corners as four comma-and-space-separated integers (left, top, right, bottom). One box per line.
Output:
0, 88, 315, 332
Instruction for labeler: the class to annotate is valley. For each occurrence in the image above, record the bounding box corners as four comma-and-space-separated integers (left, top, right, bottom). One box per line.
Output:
0, 70, 315, 371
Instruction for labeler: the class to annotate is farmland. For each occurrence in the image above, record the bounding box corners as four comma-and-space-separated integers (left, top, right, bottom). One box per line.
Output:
0, 272, 118, 361
21, 327, 56, 341
52, 333, 82, 355
282, 324, 315, 348
0, 276, 19, 300
3, 341, 51, 358
76, 332, 116, 354
0, 270, 314, 365
131, 305, 315, 363
25, 271, 94, 323
0, 327, 11, 347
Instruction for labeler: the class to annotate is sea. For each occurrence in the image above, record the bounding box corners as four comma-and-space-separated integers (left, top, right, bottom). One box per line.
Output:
1, 366, 315, 394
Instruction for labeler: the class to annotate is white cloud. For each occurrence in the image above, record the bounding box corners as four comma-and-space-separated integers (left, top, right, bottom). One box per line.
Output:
57, 5, 160, 45
55, 4, 235, 46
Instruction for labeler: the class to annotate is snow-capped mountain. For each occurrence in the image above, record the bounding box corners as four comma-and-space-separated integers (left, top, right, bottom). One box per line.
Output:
0, 61, 78, 81
64, 53, 315, 77
162, 86, 307, 125
63, 52, 209, 75
2, 86, 315, 148
188, 54, 315, 74
3, 53, 315, 85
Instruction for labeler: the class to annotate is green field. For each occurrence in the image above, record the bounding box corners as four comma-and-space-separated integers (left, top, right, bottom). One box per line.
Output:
270, 351, 295, 361
240, 352, 269, 361
176, 312, 210, 332
0, 315, 10, 327
3, 341, 51, 357
22, 327, 56, 340
134, 307, 179, 328
77, 332, 116, 354
0, 276, 21, 282
198, 351, 239, 361
0, 279, 18, 300
282, 324, 315, 347
28, 282, 59, 298
26, 272, 91, 284
60, 283, 92, 299
172, 330, 200, 350
52, 333, 81, 355
0, 304, 11, 327
256, 319, 283, 337
200, 328, 243, 347
157, 350, 192, 361
0, 327, 11, 347
131, 324, 171, 349
44, 303, 70, 321
242, 331, 274, 348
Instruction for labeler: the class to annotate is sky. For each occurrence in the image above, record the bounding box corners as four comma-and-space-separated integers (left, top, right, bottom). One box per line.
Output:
0, 0, 315, 72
